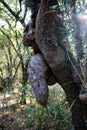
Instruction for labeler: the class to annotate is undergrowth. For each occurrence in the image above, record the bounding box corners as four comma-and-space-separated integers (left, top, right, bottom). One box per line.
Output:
0, 84, 72, 130
12, 84, 72, 130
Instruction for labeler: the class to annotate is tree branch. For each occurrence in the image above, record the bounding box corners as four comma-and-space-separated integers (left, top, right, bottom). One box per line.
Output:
0, 28, 23, 61
0, 0, 26, 27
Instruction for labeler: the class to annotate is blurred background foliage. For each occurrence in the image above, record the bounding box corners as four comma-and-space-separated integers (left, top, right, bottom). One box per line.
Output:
0, 0, 87, 129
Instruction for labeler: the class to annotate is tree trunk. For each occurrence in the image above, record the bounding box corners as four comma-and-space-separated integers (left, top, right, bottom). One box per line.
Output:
35, 0, 87, 129
20, 60, 28, 105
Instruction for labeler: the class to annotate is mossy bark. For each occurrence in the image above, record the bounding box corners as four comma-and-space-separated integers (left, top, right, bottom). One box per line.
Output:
35, 0, 87, 129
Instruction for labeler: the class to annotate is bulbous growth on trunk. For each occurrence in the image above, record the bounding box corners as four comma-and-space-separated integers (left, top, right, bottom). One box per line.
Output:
28, 53, 49, 107
23, 19, 57, 107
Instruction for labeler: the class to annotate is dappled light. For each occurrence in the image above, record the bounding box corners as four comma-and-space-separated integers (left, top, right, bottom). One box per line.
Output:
0, 84, 71, 129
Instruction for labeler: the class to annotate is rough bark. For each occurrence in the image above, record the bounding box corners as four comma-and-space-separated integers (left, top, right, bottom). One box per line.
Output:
35, 0, 87, 129
23, 20, 57, 106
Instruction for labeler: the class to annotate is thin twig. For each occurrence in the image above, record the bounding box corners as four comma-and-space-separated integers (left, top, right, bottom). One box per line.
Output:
0, 0, 25, 27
